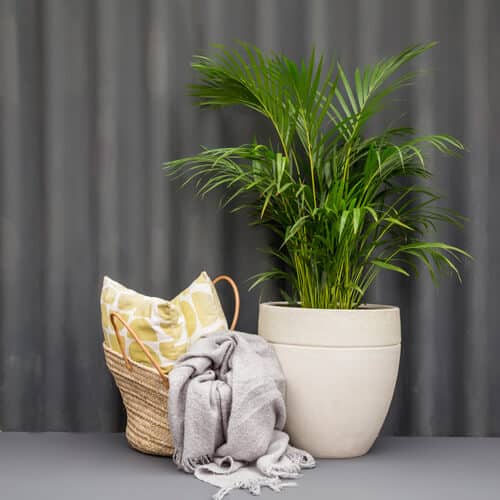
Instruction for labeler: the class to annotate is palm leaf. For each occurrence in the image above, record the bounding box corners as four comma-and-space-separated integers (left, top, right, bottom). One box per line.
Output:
164, 42, 470, 309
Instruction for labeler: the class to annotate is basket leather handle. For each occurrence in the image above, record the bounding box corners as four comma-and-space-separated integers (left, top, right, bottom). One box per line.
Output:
108, 275, 239, 387
109, 312, 169, 389
213, 275, 240, 330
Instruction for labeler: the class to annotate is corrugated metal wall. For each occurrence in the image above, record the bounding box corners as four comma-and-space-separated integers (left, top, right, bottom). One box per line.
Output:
0, 0, 498, 434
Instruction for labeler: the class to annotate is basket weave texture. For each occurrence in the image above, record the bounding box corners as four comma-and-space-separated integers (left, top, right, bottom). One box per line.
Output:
102, 274, 239, 456
103, 343, 174, 456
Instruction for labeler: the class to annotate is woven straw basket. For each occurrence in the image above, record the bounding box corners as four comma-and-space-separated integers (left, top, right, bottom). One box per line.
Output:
103, 275, 240, 456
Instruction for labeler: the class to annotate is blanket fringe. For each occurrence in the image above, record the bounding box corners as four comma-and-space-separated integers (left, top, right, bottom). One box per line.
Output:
212, 478, 296, 500
260, 462, 301, 479
173, 448, 212, 473
258, 447, 315, 479
286, 447, 316, 469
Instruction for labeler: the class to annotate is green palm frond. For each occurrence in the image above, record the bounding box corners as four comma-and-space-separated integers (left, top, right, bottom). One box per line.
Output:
164, 42, 470, 309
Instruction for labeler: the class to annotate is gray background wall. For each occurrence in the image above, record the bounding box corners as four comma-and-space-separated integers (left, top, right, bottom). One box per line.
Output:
0, 0, 498, 435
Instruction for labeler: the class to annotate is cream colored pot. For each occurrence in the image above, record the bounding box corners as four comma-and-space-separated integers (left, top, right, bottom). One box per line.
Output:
258, 302, 401, 459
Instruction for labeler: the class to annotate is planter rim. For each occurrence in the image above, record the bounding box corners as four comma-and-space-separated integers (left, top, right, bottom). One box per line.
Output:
258, 301, 401, 347
260, 301, 399, 313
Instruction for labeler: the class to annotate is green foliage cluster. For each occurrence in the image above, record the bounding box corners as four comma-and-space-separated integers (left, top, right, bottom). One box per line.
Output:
164, 42, 469, 309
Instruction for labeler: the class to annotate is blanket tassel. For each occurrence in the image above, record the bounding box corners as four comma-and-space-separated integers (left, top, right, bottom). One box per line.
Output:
212, 478, 297, 500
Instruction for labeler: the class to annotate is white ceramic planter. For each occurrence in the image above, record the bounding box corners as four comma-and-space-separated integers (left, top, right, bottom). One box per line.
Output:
258, 302, 401, 459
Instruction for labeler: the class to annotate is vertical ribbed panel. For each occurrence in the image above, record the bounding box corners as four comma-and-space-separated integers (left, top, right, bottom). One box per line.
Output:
0, 0, 498, 434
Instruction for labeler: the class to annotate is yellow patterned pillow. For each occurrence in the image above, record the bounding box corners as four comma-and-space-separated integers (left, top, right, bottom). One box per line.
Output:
100, 272, 228, 373
171, 271, 228, 345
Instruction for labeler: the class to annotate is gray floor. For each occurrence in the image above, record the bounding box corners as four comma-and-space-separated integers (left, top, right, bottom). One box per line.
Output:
1, 434, 499, 499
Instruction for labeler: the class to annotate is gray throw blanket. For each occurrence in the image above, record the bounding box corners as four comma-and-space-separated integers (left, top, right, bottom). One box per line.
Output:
168, 331, 315, 499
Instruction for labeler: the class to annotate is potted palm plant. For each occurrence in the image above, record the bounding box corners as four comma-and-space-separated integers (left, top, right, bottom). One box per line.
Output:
164, 42, 469, 458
